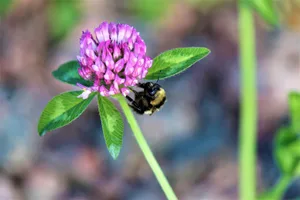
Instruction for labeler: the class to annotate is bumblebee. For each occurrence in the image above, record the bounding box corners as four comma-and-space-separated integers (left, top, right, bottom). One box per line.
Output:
126, 82, 167, 115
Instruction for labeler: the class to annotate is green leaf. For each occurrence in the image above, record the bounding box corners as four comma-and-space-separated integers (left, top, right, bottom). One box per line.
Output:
289, 92, 300, 133
48, 0, 81, 42
245, 0, 278, 26
130, 0, 171, 22
274, 126, 300, 176
145, 47, 210, 80
0, 0, 12, 17
38, 91, 96, 136
258, 190, 281, 200
52, 61, 93, 87
97, 95, 124, 159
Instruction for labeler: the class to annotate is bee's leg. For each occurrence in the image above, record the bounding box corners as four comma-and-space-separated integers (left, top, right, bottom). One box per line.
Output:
125, 96, 145, 114
128, 104, 144, 115
128, 87, 138, 95
125, 95, 135, 103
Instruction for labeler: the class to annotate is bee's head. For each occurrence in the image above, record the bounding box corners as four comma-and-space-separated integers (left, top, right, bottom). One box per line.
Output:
145, 82, 161, 97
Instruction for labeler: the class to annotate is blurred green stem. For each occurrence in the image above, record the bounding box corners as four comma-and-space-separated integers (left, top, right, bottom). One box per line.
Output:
269, 175, 292, 199
117, 96, 178, 200
238, 1, 257, 200
258, 175, 292, 200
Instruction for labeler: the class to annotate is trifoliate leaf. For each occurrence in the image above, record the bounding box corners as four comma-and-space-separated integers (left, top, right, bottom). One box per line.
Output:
145, 47, 210, 80
97, 95, 124, 159
38, 91, 96, 136
52, 60, 93, 87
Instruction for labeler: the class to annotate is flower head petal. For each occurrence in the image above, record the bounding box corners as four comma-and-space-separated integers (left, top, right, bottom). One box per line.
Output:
78, 22, 153, 97
77, 89, 92, 99
121, 88, 130, 96
99, 86, 109, 96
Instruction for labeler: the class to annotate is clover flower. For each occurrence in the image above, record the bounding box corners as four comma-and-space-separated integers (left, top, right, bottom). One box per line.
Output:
76, 22, 153, 99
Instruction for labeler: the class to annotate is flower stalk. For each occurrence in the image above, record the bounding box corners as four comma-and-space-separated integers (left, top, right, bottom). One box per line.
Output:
117, 96, 178, 200
238, 1, 258, 200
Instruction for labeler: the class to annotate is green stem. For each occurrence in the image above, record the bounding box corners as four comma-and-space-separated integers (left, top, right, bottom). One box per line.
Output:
258, 175, 292, 200
271, 175, 292, 199
117, 96, 178, 200
238, 1, 257, 200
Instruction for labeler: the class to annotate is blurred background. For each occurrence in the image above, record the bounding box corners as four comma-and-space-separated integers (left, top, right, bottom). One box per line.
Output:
1, 0, 300, 199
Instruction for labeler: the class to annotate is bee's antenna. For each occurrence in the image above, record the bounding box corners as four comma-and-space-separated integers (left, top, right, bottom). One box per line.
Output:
155, 70, 162, 83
